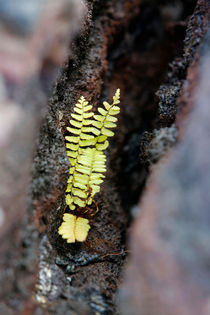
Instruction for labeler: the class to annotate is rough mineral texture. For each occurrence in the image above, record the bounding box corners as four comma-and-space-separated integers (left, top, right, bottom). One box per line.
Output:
0, 0, 209, 314
120, 1, 210, 315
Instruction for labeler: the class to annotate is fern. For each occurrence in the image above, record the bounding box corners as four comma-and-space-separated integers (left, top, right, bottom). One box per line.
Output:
65, 96, 97, 210
58, 213, 90, 243
58, 89, 120, 243
77, 148, 106, 205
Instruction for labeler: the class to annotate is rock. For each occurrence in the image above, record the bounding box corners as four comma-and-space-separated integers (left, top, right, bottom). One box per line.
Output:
120, 2, 210, 314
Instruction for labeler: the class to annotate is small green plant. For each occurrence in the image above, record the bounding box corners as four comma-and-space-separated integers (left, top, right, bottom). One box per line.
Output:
58, 89, 120, 243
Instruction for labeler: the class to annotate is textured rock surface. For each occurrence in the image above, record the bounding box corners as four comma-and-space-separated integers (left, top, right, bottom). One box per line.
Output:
120, 1, 210, 314
1, 0, 208, 314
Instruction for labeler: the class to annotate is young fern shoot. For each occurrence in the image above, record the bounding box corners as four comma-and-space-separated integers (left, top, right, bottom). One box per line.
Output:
58, 89, 120, 243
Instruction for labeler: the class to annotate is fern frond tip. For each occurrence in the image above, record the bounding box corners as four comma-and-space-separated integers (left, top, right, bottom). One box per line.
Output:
113, 88, 120, 104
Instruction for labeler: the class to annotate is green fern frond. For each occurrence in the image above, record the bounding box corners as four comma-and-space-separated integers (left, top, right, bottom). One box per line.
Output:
65, 96, 95, 210
65, 89, 120, 211
93, 88, 120, 150
59, 89, 120, 243
66, 148, 106, 206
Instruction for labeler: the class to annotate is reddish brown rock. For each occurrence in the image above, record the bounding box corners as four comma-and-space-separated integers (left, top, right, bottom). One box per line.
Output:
0, 0, 207, 314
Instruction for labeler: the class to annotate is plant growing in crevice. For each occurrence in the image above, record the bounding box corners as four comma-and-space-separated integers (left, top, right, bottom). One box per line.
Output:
58, 89, 120, 243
